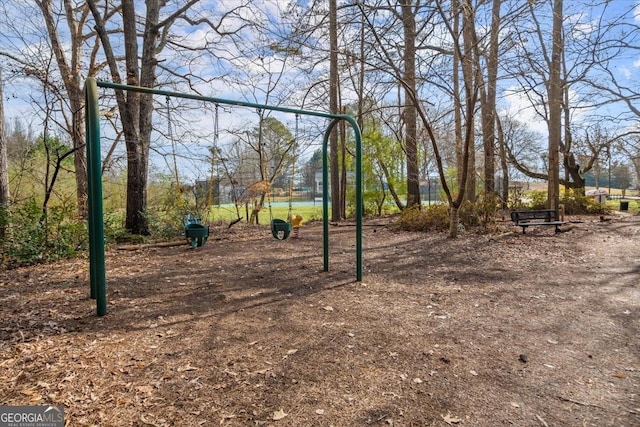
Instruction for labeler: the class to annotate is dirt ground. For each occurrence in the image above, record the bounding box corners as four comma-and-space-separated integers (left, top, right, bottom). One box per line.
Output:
0, 212, 638, 427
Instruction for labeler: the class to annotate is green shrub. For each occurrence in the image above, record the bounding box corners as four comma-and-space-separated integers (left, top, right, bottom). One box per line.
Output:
561, 189, 609, 215
392, 204, 450, 232
459, 193, 500, 230
0, 198, 87, 269
508, 187, 528, 210
528, 190, 548, 210
511, 188, 610, 215
146, 208, 185, 241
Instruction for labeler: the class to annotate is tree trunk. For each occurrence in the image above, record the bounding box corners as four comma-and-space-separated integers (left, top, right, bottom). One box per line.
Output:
453, 0, 463, 200
401, 0, 421, 208
119, 0, 160, 235
462, 0, 476, 203
0, 70, 9, 240
547, 0, 563, 213
496, 115, 509, 209
37, 0, 88, 218
119, 0, 147, 234
340, 114, 347, 218
329, 0, 341, 221
378, 159, 404, 211
480, 0, 501, 196
449, 205, 460, 239
448, 0, 479, 237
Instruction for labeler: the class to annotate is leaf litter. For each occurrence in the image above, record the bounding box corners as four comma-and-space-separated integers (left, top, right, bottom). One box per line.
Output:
0, 217, 638, 425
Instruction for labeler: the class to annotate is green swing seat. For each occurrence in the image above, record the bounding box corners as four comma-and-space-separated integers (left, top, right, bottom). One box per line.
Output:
184, 216, 209, 248
271, 219, 291, 240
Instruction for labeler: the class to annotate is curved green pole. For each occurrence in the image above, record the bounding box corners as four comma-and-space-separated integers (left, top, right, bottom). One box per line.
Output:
322, 117, 363, 281
85, 77, 363, 316
85, 78, 107, 316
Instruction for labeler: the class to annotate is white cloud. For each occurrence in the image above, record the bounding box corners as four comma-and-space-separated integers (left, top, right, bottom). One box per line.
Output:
619, 65, 633, 78
502, 87, 548, 136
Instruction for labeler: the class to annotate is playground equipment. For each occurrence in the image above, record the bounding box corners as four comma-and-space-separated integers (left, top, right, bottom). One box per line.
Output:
85, 77, 363, 316
184, 215, 209, 248
266, 113, 299, 241
291, 214, 303, 238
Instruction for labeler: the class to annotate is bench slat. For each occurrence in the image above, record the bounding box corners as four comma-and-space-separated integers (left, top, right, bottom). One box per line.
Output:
510, 210, 564, 234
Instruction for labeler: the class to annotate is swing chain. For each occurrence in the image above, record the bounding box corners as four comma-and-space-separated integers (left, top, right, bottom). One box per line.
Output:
288, 114, 299, 217
166, 96, 173, 140
214, 104, 219, 142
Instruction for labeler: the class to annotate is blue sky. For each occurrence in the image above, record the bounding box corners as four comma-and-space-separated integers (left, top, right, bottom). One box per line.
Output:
1, 0, 639, 180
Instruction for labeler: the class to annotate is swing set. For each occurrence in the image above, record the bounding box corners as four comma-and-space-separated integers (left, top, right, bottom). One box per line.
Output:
85, 77, 363, 316
165, 95, 211, 248
266, 113, 300, 241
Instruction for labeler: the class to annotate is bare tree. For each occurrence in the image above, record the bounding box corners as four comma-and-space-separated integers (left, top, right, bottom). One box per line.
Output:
328, 0, 342, 220
0, 0, 102, 218
87, 0, 213, 235
505, 0, 639, 203
479, 0, 501, 196
0, 69, 9, 240
546, 0, 563, 212
400, 0, 421, 208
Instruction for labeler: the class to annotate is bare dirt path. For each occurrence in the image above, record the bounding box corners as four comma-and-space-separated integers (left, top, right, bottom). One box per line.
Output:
1, 214, 638, 426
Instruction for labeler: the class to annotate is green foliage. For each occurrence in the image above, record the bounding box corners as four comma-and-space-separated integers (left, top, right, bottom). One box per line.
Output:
360, 123, 405, 214
394, 193, 500, 233
0, 198, 87, 269
459, 192, 500, 230
514, 188, 609, 215
561, 189, 609, 215
103, 210, 134, 243
528, 190, 548, 210
441, 167, 458, 200
36, 135, 73, 156
392, 204, 450, 232
361, 189, 398, 216
146, 208, 185, 241
507, 187, 528, 210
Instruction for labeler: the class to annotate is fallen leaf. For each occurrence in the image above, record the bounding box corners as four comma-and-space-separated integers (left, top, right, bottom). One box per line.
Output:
315, 409, 325, 415
323, 306, 334, 311
412, 378, 423, 384
272, 409, 288, 421
441, 412, 462, 425
469, 370, 478, 376
510, 401, 520, 408
286, 349, 298, 355
136, 385, 153, 394
178, 364, 198, 372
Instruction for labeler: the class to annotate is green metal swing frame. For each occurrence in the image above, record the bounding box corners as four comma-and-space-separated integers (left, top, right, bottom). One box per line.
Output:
85, 77, 363, 316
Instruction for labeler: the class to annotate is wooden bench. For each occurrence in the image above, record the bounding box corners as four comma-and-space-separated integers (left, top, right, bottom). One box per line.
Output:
510, 209, 564, 234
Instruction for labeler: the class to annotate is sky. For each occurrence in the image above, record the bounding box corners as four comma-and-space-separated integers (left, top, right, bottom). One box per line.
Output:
1, 0, 639, 181
502, 0, 640, 144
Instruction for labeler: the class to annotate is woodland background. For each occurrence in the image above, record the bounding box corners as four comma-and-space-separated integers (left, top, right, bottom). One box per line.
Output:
1, 0, 640, 267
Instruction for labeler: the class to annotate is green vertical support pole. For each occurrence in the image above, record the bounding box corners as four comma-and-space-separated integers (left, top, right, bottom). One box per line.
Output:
85, 77, 107, 316
322, 117, 362, 281
322, 121, 335, 272
348, 117, 363, 282
86, 91, 96, 301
